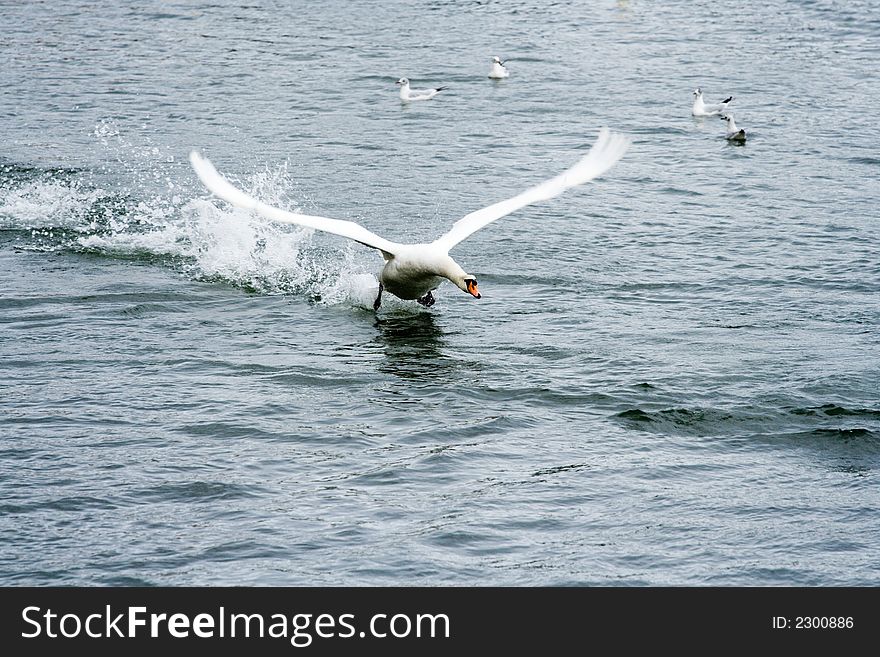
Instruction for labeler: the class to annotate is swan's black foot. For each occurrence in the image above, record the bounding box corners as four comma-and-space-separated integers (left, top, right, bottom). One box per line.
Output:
416, 290, 435, 307
373, 283, 383, 311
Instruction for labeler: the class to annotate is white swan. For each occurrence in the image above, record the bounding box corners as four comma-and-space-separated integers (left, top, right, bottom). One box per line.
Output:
488, 56, 509, 79
692, 87, 733, 116
721, 114, 746, 142
189, 128, 630, 309
396, 77, 447, 102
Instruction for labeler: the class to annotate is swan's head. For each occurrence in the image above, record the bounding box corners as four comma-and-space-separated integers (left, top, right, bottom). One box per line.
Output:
492, 56, 502, 63
721, 114, 732, 123
457, 275, 481, 299
693, 87, 702, 97
396, 77, 409, 86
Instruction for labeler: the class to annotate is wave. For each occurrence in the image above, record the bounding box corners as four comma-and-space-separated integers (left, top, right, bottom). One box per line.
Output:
615, 405, 880, 444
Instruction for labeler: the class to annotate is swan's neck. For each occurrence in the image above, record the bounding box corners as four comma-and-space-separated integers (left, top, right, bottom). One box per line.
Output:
431, 252, 470, 292
439, 254, 466, 278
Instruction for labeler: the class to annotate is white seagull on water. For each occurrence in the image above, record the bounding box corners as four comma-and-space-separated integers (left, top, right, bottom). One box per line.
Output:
692, 88, 733, 116
396, 77, 447, 102
488, 56, 509, 79
721, 114, 747, 143
189, 128, 630, 310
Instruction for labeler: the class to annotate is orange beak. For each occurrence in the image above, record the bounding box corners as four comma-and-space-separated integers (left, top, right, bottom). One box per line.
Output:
466, 280, 481, 299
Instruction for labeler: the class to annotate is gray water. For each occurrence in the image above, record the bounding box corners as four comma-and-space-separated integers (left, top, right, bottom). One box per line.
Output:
1, 0, 879, 586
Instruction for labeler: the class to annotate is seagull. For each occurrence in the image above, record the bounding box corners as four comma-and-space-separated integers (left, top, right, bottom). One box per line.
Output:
692, 87, 733, 116
396, 77, 447, 102
189, 128, 630, 310
488, 56, 510, 79
721, 114, 747, 143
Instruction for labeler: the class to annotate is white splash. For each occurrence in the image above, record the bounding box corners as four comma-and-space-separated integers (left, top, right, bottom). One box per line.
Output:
0, 177, 106, 230
1, 123, 384, 305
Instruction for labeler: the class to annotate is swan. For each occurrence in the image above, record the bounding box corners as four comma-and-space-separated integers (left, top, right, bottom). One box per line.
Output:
692, 87, 733, 116
189, 128, 630, 310
721, 114, 747, 142
396, 78, 447, 102
488, 56, 510, 79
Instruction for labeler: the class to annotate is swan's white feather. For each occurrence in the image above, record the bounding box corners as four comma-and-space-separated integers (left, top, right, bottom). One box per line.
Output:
190, 129, 629, 306
189, 151, 401, 256
433, 128, 630, 250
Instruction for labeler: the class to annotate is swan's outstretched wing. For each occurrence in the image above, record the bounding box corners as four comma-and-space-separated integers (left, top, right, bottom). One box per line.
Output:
189, 151, 401, 257
433, 128, 630, 251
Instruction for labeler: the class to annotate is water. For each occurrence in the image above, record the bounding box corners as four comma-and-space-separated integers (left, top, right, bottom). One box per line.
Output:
1, 0, 879, 586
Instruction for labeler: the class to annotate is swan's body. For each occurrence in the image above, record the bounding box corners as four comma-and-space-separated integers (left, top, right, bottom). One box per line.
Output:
692, 88, 733, 116
378, 246, 468, 304
189, 128, 630, 309
721, 114, 747, 142
397, 77, 446, 102
488, 56, 509, 79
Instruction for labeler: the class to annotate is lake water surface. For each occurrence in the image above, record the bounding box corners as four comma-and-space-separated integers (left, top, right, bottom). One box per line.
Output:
1, 0, 879, 585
